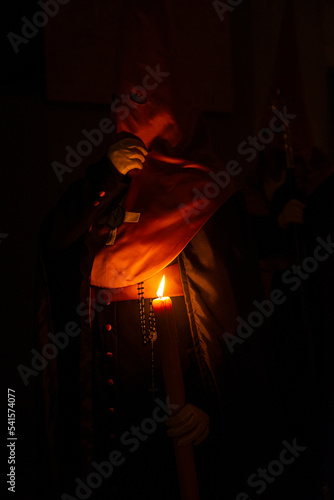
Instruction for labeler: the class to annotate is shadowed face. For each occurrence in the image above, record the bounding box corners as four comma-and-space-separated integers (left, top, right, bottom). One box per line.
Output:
112, 65, 198, 153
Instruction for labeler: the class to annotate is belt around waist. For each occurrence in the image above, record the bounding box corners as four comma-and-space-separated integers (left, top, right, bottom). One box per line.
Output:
91, 263, 184, 302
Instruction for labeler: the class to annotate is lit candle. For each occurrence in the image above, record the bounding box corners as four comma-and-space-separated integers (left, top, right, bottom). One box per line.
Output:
153, 276, 200, 500
152, 275, 172, 314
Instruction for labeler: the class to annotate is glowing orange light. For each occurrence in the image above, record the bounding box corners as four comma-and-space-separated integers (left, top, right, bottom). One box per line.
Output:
157, 275, 165, 298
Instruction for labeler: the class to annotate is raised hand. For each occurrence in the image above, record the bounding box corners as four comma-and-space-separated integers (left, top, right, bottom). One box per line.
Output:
108, 138, 147, 175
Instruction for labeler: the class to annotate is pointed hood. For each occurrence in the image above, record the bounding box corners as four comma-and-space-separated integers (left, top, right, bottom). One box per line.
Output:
111, 0, 200, 154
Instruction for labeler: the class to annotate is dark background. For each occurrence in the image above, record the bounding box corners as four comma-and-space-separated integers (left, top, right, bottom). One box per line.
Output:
2, 0, 333, 498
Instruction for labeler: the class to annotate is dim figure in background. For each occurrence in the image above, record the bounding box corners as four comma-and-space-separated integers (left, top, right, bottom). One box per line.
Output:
36, 1, 274, 499
246, 145, 334, 497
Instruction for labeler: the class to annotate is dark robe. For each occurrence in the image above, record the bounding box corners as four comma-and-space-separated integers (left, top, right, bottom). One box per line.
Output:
36, 154, 275, 500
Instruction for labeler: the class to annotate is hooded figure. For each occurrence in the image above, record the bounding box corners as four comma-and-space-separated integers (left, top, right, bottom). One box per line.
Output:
36, 2, 273, 499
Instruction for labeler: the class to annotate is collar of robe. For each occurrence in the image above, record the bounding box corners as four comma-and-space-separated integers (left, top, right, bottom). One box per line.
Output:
87, 148, 237, 289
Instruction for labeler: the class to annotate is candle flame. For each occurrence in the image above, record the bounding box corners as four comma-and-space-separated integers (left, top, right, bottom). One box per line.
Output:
157, 275, 165, 298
